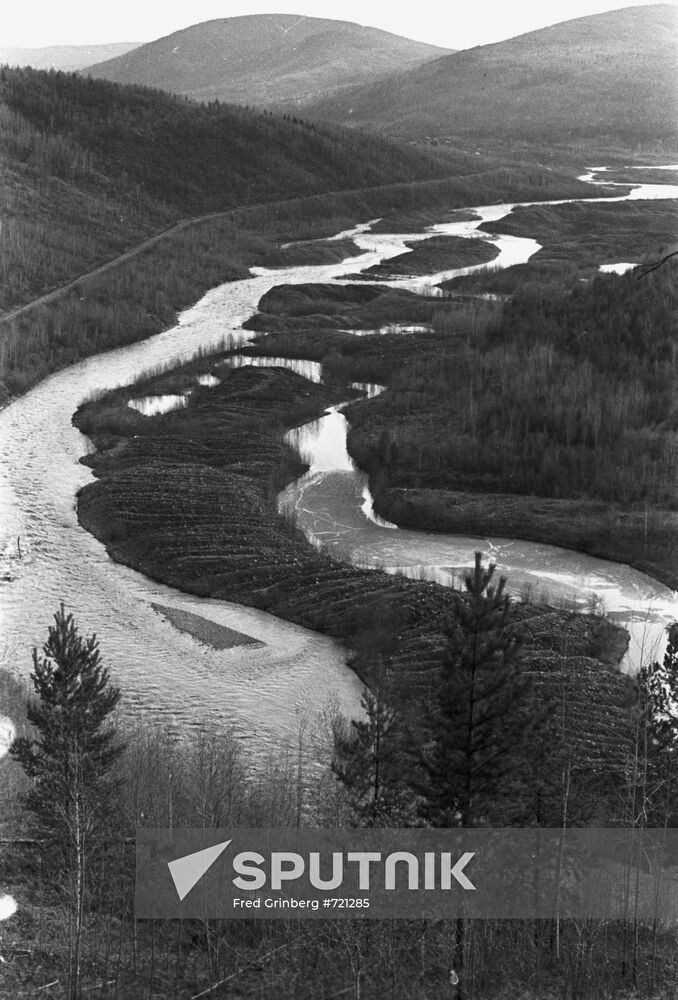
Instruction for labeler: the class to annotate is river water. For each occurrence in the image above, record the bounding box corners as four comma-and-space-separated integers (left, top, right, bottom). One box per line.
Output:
1, 167, 676, 751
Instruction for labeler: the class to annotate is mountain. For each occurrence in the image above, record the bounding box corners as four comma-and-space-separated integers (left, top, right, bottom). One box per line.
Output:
0, 43, 140, 71
304, 4, 678, 145
85, 14, 451, 106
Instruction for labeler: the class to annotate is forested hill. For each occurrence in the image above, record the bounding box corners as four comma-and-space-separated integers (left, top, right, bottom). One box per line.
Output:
85, 14, 451, 107
0, 67, 450, 216
0, 66, 458, 314
0, 65, 598, 333
306, 4, 678, 146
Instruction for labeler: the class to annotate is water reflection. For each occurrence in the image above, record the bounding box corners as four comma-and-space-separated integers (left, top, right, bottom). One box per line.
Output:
599, 263, 636, 275
0, 716, 15, 757
218, 355, 322, 383
0, 895, 17, 922
345, 324, 432, 336
129, 394, 189, 416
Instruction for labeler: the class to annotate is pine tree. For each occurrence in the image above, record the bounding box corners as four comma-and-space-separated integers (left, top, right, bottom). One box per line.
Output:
418, 554, 543, 1000
421, 552, 538, 828
11, 604, 124, 999
332, 680, 415, 826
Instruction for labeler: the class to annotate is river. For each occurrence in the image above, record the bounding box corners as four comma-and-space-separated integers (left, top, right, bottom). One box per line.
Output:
0, 166, 676, 752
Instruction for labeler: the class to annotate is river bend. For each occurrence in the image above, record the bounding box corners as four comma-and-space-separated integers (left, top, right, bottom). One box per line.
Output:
1, 167, 676, 751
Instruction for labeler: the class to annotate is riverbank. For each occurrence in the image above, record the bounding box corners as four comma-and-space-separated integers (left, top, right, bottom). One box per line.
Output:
369, 485, 678, 594
0, 166, 600, 404
238, 258, 678, 598
438, 197, 678, 292
341, 233, 500, 280
73, 354, 632, 747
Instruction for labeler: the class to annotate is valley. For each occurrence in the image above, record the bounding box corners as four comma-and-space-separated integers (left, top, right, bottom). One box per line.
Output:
1, 7, 678, 996
0, 67, 602, 402
1, 171, 674, 740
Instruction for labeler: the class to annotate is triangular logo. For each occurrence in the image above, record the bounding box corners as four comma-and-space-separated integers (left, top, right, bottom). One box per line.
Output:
167, 840, 232, 901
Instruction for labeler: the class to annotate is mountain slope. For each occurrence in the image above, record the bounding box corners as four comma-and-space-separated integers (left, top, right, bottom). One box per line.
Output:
0, 43, 140, 71
85, 14, 451, 106
306, 4, 678, 144
0, 67, 601, 400
0, 66, 458, 316
1, 68, 450, 218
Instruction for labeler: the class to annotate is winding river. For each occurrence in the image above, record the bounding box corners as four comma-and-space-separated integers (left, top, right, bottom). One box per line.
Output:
1, 166, 677, 753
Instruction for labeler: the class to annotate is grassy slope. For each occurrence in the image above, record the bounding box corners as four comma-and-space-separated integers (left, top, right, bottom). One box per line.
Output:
305, 4, 678, 147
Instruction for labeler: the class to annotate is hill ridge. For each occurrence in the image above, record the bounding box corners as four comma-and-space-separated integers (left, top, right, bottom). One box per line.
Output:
305, 4, 678, 145
85, 13, 451, 107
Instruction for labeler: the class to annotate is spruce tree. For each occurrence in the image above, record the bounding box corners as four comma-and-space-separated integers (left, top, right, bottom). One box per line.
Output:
421, 552, 538, 828
11, 604, 123, 999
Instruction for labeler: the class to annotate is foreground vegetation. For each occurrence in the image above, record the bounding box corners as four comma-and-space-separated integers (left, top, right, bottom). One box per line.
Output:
5, 698, 678, 1000
1, 591, 676, 998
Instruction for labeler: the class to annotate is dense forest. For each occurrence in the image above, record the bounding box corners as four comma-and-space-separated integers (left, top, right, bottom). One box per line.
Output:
342, 263, 678, 585
349, 265, 678, 502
